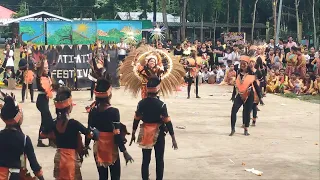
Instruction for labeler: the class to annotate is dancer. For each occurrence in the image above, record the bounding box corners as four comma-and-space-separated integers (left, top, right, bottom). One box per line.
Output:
0, 91, 44, 180
85, 76, 133, 180
119, 45, 185, 99
248, 53, 261, 126
129, 76, 178, 180
40, 86, 91, 180
18, 50, 35, 103
35, 55, 55, 147
136, 53, 164, 99
186, 46, 201, 99
86, 44, 106, 112
230, 56, 264, 136
89, 43, 106, 101
256, 46, 267, 96
248, 50, 262, 126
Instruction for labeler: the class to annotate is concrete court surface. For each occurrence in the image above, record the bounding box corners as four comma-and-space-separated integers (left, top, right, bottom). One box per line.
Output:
0, 84, 319, 180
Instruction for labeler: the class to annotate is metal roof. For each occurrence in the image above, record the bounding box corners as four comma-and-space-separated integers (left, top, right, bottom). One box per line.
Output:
116, 12, 181, 23
0, 5, 16, 19
2, 11, 72, 25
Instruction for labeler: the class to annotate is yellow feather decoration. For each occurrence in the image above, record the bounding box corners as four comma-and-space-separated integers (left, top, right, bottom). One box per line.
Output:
119, 46, 186, 98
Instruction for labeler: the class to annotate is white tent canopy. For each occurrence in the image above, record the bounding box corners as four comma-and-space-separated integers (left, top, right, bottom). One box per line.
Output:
2, 11, 72, 25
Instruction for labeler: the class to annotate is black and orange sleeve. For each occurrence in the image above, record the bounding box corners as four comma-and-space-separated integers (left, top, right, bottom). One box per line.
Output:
161, 103, 174, 135
113, 108, 127, 152
133, 102, 143, 132
24, 136, 43, 177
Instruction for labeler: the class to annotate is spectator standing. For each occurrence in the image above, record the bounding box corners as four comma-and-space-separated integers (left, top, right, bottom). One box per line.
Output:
117, 38, 128, 61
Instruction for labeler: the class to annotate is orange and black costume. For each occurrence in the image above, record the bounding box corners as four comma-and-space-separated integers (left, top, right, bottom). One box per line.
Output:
230, 56, 262, 136
137, 64, 163, 99
85, 77, 132, 180
119, 45, 185, 99
86, 106, 127, 179
46, 119, 90, 180
0, 91, 44, 180
131, 78, 175, 180
35, 58, 54, 147
184, 53, 202, 99
17, 54, 35, 103
41, 87, 92, 180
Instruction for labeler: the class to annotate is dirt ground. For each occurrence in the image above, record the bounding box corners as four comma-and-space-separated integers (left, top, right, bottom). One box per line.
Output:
0, 84, 319, 180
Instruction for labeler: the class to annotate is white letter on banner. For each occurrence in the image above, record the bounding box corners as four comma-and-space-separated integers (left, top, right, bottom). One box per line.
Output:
62, 55, 68, 63
81, 54, 88, 63
83, 69, 89, 77
57, 55, 63, 63
63, 70, 69, 79
69, 69, 74, 78
68, 55, 74, 63
77, 69, 83, 78
75, 54, 81, 64
57, 70, 63, 78
51, 70, 56, 77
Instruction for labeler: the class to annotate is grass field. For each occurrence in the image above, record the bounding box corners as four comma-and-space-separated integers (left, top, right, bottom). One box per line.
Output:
278, 93, 320, 104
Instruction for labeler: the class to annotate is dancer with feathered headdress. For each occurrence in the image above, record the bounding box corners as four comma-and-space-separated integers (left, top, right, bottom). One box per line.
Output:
119, 45, 185, 99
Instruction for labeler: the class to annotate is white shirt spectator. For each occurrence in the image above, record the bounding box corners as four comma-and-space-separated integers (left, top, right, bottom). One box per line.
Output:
231, 51, 240, 65
304, 54, 311, 64
268, 43, 275, 49
4, 50, 14, 67
202, 71, 214, 82
216, 68, 225, 80
117, 42, 128, 55
276, 44, 284, 50
223, 52, 232, 66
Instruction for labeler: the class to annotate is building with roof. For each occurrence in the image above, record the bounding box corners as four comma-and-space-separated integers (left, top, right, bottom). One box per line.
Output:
1, 11, 72, 44
115, 11, 267, 42
0, 6, 16, 26
2, 11, 72, 25
115, 12, 181, 23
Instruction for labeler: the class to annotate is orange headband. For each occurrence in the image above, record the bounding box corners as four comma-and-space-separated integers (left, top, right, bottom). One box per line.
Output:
3, 105, 23, 125
147, 85, 160, 93
94, 87, 112, 98
54, 97, 73, 109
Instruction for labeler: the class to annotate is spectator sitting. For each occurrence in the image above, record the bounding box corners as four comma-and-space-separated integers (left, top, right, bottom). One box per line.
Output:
201, 67, 214, 83
3, 68, 13, 86
216, 65, 225, 84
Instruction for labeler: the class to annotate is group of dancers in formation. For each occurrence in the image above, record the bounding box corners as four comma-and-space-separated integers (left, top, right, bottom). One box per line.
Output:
0, 43, 182, 180
6, 39, 313, 179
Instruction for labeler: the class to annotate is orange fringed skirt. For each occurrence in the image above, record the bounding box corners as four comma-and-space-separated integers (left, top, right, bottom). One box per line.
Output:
137, 123, 161, 149
54, 149, 82, 180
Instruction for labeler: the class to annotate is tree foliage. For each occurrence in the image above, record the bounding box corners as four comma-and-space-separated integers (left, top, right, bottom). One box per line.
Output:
2, 0, 319, 40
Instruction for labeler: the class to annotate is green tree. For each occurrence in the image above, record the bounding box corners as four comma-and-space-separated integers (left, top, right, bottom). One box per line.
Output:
12, 2, 28, 18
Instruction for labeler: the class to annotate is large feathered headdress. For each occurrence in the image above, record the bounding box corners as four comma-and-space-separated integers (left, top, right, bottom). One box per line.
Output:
119, 46, 185, 97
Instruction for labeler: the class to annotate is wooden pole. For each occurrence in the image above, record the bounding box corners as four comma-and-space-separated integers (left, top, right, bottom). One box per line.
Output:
25, 50, 29, 99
